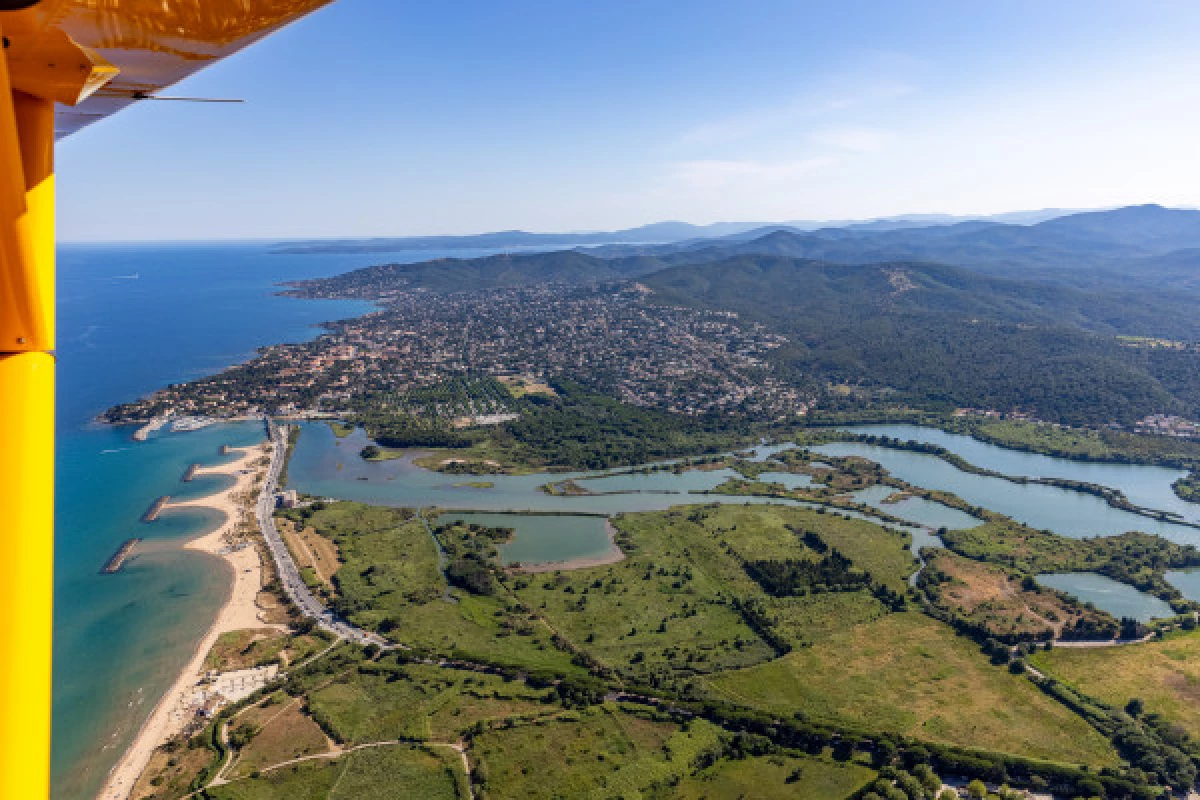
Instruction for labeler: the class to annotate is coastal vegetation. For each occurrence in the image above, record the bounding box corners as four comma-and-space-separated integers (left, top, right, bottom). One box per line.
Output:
204, 743, 461, 800
919, 550, 1119, 642
939, 522, 1200, 612
943, 417, 1200, 468
700, 610, 1119, 766
1175, 471, 1200, 503
276, 502, 586, 675
134, 488, 1200, 799
1030, 628, 1200, 739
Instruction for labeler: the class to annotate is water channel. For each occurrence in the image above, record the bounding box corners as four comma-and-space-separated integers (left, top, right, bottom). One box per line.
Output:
287, 421, 1200, 616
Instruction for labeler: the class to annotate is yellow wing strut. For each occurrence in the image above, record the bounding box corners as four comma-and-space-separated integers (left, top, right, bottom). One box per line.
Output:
0, 25, 56, 799
0, 2, 335, 795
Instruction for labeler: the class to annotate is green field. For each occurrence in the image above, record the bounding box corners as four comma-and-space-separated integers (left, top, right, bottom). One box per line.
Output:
761, 591, 890, 649
277, 503, 584, 676
207, 744, 460, 800
229, 699, 329, 779
666, 752, 875, 800
701, 611, 1119, 766
507, 505, 914, 682
511, 509, 776, 681
308, 662, 555, 744
470, 705, 726, 799
1030, 629, 1200, 738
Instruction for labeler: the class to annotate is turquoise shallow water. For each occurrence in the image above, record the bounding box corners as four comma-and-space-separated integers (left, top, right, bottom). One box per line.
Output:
51, 243, 447, 799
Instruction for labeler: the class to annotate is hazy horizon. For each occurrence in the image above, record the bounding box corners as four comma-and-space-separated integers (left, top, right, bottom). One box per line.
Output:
59, 203, 1134, 245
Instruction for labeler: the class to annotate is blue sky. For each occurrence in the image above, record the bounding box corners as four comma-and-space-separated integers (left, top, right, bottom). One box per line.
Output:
58, 1, 1200, 240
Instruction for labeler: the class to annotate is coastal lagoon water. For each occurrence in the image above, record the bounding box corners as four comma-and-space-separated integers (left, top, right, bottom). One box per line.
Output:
1166, 569, 1200, 603
52, 243, 487, 799
290, 424, 767, 515
841, 424, 1199, 525
850, 485, 979, 532
439, 512, 613, 566
1036, 573, 1175, 621
813, 441, 1200, 545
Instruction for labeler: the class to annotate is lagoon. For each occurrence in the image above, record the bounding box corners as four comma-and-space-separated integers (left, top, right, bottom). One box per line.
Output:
438, 512, 614, 567
1166, 569, 1200, 604
841, 424, 1199, 524
814, 440, 1200, 546
850, 485, 979, 532
1036, 573, 1175, 622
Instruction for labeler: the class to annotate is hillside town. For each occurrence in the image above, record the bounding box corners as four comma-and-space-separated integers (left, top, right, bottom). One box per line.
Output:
104, 284, 811, 424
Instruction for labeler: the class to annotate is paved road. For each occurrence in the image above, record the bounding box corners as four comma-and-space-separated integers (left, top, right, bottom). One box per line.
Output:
257, 423, 384, 647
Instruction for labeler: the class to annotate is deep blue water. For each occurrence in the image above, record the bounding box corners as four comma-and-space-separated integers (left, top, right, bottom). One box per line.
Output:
51, 242, 450, 799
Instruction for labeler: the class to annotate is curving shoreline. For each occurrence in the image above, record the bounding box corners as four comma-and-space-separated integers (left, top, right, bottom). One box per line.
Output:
507, 520, 626, 573
97, 444, 279, 800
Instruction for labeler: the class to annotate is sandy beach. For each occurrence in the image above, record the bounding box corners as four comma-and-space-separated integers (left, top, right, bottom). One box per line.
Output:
98, 444, 281, 800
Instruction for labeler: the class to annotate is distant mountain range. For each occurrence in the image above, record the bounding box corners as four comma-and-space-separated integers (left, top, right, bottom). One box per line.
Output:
585, 205, 1200, 293
270, 208, 1082, 254
293, 205, 1200, 299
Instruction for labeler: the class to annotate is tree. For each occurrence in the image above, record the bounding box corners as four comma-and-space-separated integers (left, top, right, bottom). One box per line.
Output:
1125, 697, 1145, 717
873, 739, 898, 768
359, 444, 381, 460
967, 779, 988, 799
913, 763, 941, 795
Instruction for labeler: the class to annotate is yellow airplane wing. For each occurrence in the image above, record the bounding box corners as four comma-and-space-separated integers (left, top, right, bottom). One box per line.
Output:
0, 2, 332, 797
3, 0, 332, 137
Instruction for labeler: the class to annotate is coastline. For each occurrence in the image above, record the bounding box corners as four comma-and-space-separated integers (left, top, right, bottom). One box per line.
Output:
97, 444, 280, 800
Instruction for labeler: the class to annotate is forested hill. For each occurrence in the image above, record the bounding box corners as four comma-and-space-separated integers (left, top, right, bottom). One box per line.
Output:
642, 255, 1200, 342
283, 250, 668, 297
643, 255, 1200, 425
605, 205, 1200, 293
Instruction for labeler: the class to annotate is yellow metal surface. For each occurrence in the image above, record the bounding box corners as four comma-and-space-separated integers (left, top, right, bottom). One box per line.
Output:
0, 29, 55, 793
0, 3, 333, 796
0, 76, 55, 352
0, 0, 333, 137
0, 353, 55, 800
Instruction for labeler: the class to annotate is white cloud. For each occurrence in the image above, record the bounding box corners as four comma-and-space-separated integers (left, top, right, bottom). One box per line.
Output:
674, 76, 914, 149
670, 157, 835, 191
809, 126, 890, 153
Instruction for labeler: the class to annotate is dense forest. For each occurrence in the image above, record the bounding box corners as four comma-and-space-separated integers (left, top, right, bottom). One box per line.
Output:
493, 382, 756, 469
644, 255, 1200, 425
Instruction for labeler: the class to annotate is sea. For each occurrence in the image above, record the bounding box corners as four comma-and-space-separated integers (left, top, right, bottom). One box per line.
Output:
50, 242, 506, 799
